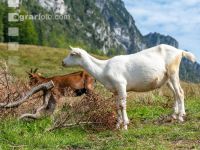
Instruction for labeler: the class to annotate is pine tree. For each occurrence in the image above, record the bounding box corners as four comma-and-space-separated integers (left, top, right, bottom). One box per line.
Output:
19, 9, 38, 45
0, 3, 5, 42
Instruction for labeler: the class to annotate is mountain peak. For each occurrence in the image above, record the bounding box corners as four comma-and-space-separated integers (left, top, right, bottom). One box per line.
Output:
144, 32, 179, 48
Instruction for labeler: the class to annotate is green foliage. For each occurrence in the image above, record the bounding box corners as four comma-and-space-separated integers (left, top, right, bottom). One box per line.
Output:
18, 8, 38, 45
0, 2, 38, 44
2, 6, 13, 42
0, 2, 6, 42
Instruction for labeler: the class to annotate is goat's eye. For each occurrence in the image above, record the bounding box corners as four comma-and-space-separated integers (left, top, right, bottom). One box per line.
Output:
70, 53, 76, 56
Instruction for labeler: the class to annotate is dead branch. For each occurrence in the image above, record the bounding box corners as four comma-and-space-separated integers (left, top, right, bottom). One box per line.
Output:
18, 90, 52, 120
0, 81, 54, 108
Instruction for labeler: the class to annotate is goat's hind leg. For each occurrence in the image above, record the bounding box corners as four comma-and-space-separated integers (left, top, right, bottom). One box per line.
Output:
170, 75, 185, 122
167, 81, 179, 119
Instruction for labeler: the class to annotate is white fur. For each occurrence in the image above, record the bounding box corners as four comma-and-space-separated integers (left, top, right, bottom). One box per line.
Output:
62, 44, 196, 130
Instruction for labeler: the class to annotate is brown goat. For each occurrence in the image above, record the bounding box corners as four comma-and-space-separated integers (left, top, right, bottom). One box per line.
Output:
27, 68, 94, 96
18, 69, 95, 120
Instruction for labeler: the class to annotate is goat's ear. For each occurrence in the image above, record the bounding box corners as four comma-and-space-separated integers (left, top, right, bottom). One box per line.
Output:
26, 71, 33, 77
71, 51, 81, 56
38, 73, 42, 76
69, 45, 73, 51
33, 68, 38, 73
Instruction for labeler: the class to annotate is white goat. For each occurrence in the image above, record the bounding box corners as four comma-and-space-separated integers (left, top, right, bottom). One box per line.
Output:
62, 44, 196, 130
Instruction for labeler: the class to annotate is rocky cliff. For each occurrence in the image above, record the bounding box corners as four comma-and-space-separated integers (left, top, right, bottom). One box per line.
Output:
144, 32, 179, 49
18, 0, 179, 54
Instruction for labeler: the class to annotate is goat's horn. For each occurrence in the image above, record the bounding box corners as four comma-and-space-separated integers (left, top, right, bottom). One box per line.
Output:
34, 68, 38, 73
30, 68, 33, 73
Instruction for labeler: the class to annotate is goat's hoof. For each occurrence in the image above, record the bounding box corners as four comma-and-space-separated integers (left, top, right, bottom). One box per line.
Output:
172, 114, 177, 120
122, 125, 128, 130
182, 112, 186, 116
178, 116, 184, 122
116, 124, 121, 130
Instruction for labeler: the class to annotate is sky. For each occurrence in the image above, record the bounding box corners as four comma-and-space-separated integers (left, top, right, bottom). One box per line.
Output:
123, 0, 200, 62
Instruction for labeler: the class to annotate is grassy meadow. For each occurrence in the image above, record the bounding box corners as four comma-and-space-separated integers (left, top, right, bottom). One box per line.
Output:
0, 43, 200, 150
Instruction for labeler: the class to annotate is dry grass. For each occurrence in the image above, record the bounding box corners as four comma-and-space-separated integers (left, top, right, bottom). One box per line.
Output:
50, 91, 116, 131
0, 61, 33, 119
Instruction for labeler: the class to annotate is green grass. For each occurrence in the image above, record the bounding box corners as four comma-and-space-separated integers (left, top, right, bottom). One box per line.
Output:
0, 97, 199, 150
0, 43, 200, 149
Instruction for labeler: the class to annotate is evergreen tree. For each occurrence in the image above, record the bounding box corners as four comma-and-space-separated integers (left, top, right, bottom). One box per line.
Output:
0, 3, 5, 42
19, 9, 38, 44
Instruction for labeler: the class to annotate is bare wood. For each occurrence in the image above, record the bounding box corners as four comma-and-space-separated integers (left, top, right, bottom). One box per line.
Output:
0, 81, 54, 108
19, 90, 52, 119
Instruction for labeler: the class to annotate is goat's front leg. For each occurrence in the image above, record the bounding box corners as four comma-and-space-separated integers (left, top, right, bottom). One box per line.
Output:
120, 96, 129, 130
116, 97, 123, 129
117, 85, 129, 130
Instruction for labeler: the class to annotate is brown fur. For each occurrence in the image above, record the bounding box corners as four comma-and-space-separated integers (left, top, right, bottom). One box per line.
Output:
27, 70, 95, 96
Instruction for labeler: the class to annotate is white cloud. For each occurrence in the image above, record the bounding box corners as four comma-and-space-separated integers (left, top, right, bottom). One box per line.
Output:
123, 0, 200, 62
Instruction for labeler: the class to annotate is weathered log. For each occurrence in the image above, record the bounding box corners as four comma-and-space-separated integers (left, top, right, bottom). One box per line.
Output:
0, 81, 54, 108
19, 90, 52, 119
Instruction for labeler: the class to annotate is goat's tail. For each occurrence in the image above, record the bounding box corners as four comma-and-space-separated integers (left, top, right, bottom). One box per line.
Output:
182, 50, 196, 63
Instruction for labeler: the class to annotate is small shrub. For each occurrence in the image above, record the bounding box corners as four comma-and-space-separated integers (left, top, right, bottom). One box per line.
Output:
50, 91, 116, 131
